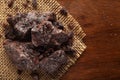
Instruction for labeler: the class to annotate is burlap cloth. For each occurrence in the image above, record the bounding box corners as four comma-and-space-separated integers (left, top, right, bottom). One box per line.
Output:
0, 0, 86, 80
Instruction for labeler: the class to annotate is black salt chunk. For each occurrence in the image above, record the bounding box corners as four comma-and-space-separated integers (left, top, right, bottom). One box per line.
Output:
8, 0, 15, 8
3, 40, 39, 70
17, 69, 23, 75
31, 21, 54, 47
60, 8, 68, 16
39, 50, 67, 74
53, 22, 64, 30
4, 25, 16, 40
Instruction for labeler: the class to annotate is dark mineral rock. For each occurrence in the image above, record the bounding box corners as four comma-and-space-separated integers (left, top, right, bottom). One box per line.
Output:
46, 12, 56, 22
4, 25, 16, 40
17, 69, 23, 75
26, 12, 37, 20
49, 50, 67, 63
6, 15, 15, 26
14, 18, 33, 40
53, 22, 64, 30
8, 0, 15, 8
63, 46, 75, 56
37, 12, 56, 23
7, 13, 27, 26
39, 50, 67, 74
60, 8, 68, 16
6, 12, 37, 40
4, 40, 39, 70
4, 12, 74, 77
31, 21, 54, 47
52, 32, 69, 45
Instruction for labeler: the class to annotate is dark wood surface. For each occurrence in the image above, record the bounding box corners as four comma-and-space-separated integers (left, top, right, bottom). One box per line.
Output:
56, 0, 120, 80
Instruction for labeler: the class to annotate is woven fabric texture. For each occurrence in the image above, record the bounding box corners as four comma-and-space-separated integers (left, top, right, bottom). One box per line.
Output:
0, 0, 86, 80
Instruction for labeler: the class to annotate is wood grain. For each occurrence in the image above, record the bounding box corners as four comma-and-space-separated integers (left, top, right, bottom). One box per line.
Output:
56, 0, 120, 80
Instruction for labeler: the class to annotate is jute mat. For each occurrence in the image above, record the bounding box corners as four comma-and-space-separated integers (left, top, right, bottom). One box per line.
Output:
0, 0, 86, 80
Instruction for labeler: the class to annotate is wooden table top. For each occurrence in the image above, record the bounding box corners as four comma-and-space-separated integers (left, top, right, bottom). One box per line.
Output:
56, 0, 120, 80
